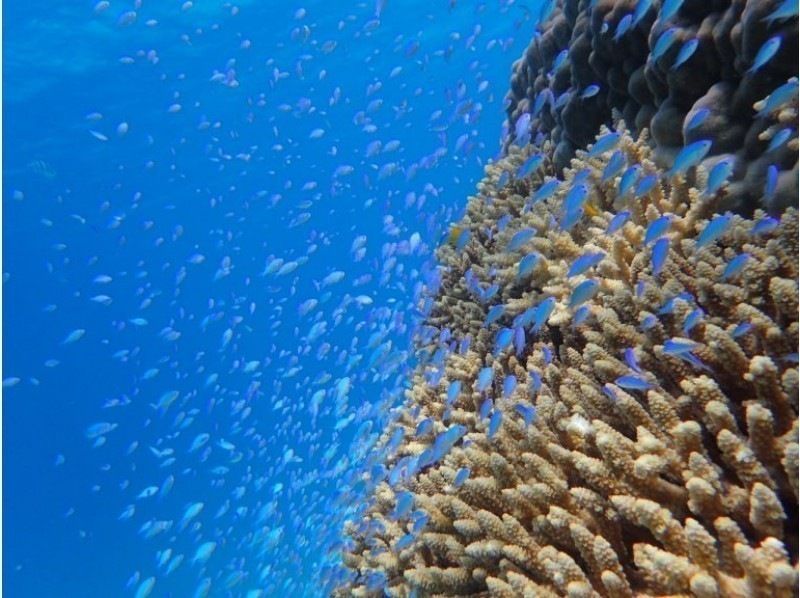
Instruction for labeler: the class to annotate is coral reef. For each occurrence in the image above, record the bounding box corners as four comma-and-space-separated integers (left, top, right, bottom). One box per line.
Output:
335, 124, 799, 596
333, 1, 799, 595
503, 0, 798, 213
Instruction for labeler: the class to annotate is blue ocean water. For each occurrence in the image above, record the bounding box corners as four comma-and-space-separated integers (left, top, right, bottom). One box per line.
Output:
4, 1, 537, 595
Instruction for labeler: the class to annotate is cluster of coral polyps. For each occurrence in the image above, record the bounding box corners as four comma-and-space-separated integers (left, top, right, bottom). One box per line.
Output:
337, 127, 798, 597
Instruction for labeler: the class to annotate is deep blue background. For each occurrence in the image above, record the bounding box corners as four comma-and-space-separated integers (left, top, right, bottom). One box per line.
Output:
4, 1, 537, 595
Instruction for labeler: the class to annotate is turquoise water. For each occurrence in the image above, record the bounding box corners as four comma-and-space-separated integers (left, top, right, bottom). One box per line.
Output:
3, 1, 538, 595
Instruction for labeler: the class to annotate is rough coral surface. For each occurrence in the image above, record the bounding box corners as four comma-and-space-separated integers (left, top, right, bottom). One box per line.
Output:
503, 0, 798, 213
335, 126, 799, 596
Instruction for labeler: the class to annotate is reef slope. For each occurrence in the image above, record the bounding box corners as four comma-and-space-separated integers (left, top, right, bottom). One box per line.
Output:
337, 125, 798, 597
335, 1, 798, 595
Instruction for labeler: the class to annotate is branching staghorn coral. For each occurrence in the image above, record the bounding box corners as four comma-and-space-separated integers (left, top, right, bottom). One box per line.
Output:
335, 125, 798, 597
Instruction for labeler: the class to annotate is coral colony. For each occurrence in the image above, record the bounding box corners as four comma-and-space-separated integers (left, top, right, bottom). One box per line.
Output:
335, 0, 799, 595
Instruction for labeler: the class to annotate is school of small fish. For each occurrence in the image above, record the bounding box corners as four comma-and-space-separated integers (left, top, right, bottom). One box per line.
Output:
5, 0, 798, 596
4, 1, 544, 596
503, 0, 799, 213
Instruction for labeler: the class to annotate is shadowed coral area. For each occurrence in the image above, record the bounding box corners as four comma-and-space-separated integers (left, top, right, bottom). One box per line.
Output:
504, 0, 798, 214
335, 125, 798, 596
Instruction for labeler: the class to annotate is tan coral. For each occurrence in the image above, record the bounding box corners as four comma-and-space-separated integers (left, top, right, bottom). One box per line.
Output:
334, 125, 798, 597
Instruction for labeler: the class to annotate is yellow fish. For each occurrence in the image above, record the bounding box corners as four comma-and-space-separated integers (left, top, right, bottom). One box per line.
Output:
584, 200, 601, 218
447, 225, 463, 246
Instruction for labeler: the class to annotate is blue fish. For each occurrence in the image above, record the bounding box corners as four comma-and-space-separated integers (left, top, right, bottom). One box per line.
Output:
588, 132, 621, 158
615, 374, 653, 391
614, 14, 633, 41
606, 210, 631, 234
767, 128, 793, 152
763, 0, 799, 23
514, 306, 537, 329
751, 216, 779, 235
668, 139, 712, 177
664, 337, 700, 355
533, 297, 556, 331
560, 207, 584, 231
514, 404, 537, 427
62, 328, 86, 345
513, 326, 526, 355
477, 367, 493, 392
757, 80, 799, 117
488, 410, 503, 439
632, 0, 653, 25
671, 38, 699, 70
568, 251, 605, 277
573, 168, 592, 186
572, 305, 590, 326
507, 228, 536, 252
765, 164, 778, 201
432, 425, 466, 461
658, 291, 694, 315
456, 229, 471, 251
634, 173, 659, 197
731, 322, 753, 338
660, 0, 684, 21
494, 328, 514, 355
387, 428, 406, 454
411, 510, 430, 534
619, 165, 642, 196
392, 492, 414, 519
517, 153, 544, 178
644, 215, 671, 245
602, 150, 626, 182
530, 370, 542, 394
563, 183, 589, 214
503, 375, 517, 397
722, 253, 750, 280
485, 304, 505, 326
640, 314, 658, 330
686, 107, 710, 131
533, 90, 551, 117
676, 351, 712, 372
453, 467, 470, 488
704, 158, 734, 196
479, 398, 493, 420
417, 445, 437, 470
532, 178, 561, 204
416, 418, 434, 436
517, 253, 540, 279
651, 237, 669, 275
481, 283, 500, 303
682, 308, 704, 334
696, 213, 732, 249
624, 347, 642, 372
552, 49, 569, 71
652, 27, 678, 60
748, 36, 781, 74
514, 112, 532, 145
554, 90, 572, 109
446, 380, 461, 405
569, 279, 599, 308
542, 345, 553, 365
581, 84, 600, 99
